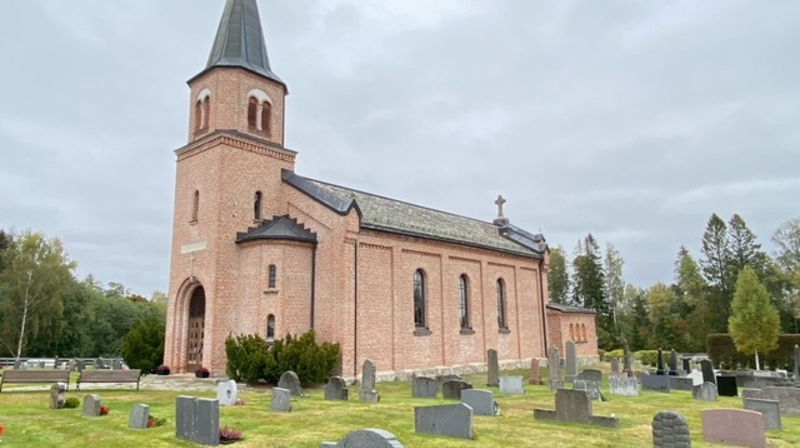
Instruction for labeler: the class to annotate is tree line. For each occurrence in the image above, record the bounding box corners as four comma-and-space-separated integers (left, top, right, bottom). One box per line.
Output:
0, 230, 166, 360
549, 214, 800, 354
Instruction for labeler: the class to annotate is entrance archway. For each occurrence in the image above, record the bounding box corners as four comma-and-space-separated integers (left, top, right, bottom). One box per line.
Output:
186, 286, 206, 372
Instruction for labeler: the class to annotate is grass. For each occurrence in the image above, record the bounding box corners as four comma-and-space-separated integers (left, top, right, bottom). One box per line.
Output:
0, 368, 798, 447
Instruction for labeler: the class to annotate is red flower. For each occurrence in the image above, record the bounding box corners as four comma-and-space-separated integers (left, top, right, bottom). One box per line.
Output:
99, 406, 110, 416
0, 424, 5, 436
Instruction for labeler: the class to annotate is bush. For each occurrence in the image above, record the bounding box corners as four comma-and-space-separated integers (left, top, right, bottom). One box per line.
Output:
707, 333, 800, 370
225, 334, 269, 383
64, 397, 80, 409
121, 316, 165, 374
603, 349, 624, 362
635, 350, 660, 367
156, 365, 171, 375
195, 367, 210, 378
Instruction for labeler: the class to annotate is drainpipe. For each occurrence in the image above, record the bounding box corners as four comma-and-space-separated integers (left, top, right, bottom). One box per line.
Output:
538, 260, 549, 353
310, 244, 317, 330
353, 242, 359, 377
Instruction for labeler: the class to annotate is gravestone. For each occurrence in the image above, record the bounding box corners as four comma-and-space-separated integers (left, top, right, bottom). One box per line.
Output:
669, 376, 694, 391
195, 398, 220, 446
442, 379, 473, 400
436, 374, 462, 384
610, 375, 639, 396
656, 348, 666, 375
668, 350, 679, 376
529, 358, 541, 385
794, 345, 800, 380
320, 428, 405, 448
744, 398, 781, 430
692, 382, 718, 402
652, 411, 691, 448
461, 389, 500, 416
576, 369, 602, 383
700, 359, 716, 386
716, 375, 738, 397
487, 349, 499, 387
176, 396, 197, 441
498, 376, 525, 395
573, 379, 602, 401
682, 357, 691, 374
533, 388, 619, 428
278, 370, 304, 397
359, 360, 380, 403
623, 341, 633, 376
641, 374, 671, 392
271, 387, 292, 412
82, 394, 102, 417
689, 370, 703, 386
743, 387, 800, 416
548, 346, 563, 390
217, 380, 238, 406
324, 376, 349, 401
414, 403, 473, 440
49, 382, 66, 409
112, 359, 123, 370
412, 376, 439, 398
701, 409, 766, 448
129, 404, 150, 429
565, 341, 577, 383
610, 358, 620, 375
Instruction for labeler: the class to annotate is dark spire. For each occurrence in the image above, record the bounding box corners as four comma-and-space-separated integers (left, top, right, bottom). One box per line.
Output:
196, 0, 285, 87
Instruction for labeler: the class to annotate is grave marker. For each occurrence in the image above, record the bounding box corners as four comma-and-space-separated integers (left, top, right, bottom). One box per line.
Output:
530, 358, 541, 385
610, 358, 620, 374
176, 396, 197, 441
82, 394, 102, 417
217, 380, 238, 406
641, 374, 670, 392
743, 398, 781, 430
129, 404, 150, 429
656, 348, 666, 375
49, 383, 66, 409
461, 389, 500, 416
498, 376, 525, 395
716, 375, 738, 397
548, 346, 563, 390
442, 379, 472, 400
533, 389, 619, 428
692, 382, 718, 402
324, 376, 349, 401
742, 387, 800, 416
320, 428, 405, 448
487, 349, 499, 387
359, 360, 380, 403
668, 350, 679, 376
278, 370, 304, 397
610, 375, 639, 396
701, 409, 766, 448
414, 403, 474, 440
565, 341, 577, 383
195, 398, 220, 446
271, 387, 292, 412
700, 359, 716, 386
412, 376, 439, 398
573, 379, 603, 401
652, 411, 691, 448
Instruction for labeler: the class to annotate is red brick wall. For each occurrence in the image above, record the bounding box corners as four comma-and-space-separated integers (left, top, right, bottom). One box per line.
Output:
546, 309, 598, 358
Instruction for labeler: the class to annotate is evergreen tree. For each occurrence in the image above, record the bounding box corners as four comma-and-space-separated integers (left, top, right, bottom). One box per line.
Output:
675, 247, 710, 351
604, 243, 625, 331
648, 282, 688, 350
729, 214, 769, 277
621, 285, 650, 351
700, 213, 734, 332
572, 234, 611, 347
547, 246, 569, 304
728, 267, 780, 370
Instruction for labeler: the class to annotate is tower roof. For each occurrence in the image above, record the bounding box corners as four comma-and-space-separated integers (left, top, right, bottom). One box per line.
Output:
193, 0, 285, 87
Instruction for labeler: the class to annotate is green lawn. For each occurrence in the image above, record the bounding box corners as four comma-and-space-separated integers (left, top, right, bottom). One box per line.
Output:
0, 369, 797, 447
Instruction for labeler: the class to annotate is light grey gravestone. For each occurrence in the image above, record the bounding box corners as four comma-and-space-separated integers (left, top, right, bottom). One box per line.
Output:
794, 345, 800, 380
530, 358, 542, 385
278, 370, 304, 397
565, 341, 577, 383
548, 346, 563, 390
195, 398, 220, 446
271, 387, 292, 412
641, 374, 671, 393
217, 380, 238, 406
623, 340, 634, 376
325, 376, 349, 401
82, 394, 102, 417
744, 398, 781, 430
652, 410, 691, 448
689, 370, 703, 386
701, 409, 766, 448
610, 358, 620, 375
176, 396, 197, 441
320, 428, 405, 448
412, 376, 439, 398
487, 349, 499, 387
499, 375, 525, 395
461, 389, 500, 416
414, 403, 474, 440
669, 350, 679, 376
743, 387, 800, 416
692, 382, 718, 402
359, 360, 380, 403
573, 379, 602, 401
577, 369, 602, 383
700, 359, 716, 386
49, 382, 66, 409
442, 379, 473, 400
533, 388, 619, 428
129, 404, 150, 429
610, 375, 639, 396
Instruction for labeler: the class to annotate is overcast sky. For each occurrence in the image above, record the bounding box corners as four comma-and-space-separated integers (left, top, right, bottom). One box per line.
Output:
1, 0, 798, 296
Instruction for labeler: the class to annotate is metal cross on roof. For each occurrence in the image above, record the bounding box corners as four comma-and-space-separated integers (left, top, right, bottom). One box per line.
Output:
495, 195, 506, 218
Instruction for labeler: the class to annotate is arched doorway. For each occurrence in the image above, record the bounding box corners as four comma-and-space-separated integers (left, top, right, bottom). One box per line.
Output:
186, 286, 206, 372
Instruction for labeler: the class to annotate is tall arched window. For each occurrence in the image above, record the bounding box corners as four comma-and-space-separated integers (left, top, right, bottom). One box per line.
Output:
261, 101, 271, 137
266, 314, 275, 341
247, 97, 258, 129
202, 96, 211, 129
254, 191, 263, 220
195, 100, 203, 132
268, 264, 277, 289
570, 323, 575, 341
459, 274, 470, 330
191, 190, 199, 222
581, 324, 587, 342
497, 279, 508, 330
414, 269, 427, 329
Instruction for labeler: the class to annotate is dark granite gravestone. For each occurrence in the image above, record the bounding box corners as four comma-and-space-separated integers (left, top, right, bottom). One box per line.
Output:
716, 375, 738, 397
324, 376, 349, 401
414, 403, 474, 440
548, 346, 563, 390
794, 344, 800, 380
129, 404, 150, 429
744, 398, 781, 430
359, 360, 380, 403
656, 348, 666, 375
487, 349, 499, 387
461, 389, 500, 416
700, 359, 716, 386
682, 357, 691, 374
652, 411, 691, 448
195, 398, 220, 446
442, 380, 473, 400
412, 376, 439, 398
668, 350, 679, 376
176, 396, 196, 441
669, 376, 694, 391
82, 394, 102, 417
692, 382, 718, 402
565, 341, 577, 383
320, 428, 405, 448
533, 389, 619, 428
278, 370, 304, 397
642, 374, 671, 392
49, 383, 66, 409
530, 358, 541, 385
701, 409, 766, 448
271, 387, 292, 412
743, 387, 800, 416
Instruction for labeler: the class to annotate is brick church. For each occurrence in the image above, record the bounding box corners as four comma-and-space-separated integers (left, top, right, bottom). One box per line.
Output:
164, 0, 598, 378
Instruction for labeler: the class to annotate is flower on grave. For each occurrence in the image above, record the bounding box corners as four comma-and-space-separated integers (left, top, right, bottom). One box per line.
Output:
234, 398, 245, 406
219, 427, 243, 443
99, 406, 110, 416
0, 423, 5, 436
147, 416, 166, 428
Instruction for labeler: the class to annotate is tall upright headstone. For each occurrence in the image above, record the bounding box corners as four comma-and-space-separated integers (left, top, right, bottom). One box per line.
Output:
700, 359, 716, 386
565, 341, 577, 383
176, 396, 197, 441
623, 340, 633, 377
682, 357, 691, 374
359, 360, 380, 403
548, 346, 563, 391
656, 348, 666, 375
610, 358, 620, 375
487, 349, 499, 387
278, 370, 304, 397
668, 350, 679, 376
49, 383, 66, 409
530, 358, 541, 385
794, 345, 800, 380
195, 398, 220, 446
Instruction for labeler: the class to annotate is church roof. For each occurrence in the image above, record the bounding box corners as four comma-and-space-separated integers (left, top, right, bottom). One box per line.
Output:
282, 170, 546, 259
193, 0, 285, 87
236, 215, 317, 244
546, 303, 597, 314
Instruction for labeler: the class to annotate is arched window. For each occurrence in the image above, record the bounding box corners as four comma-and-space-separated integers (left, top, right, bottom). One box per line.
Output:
268, 264, 277, 289
202, 96, 211, 129
459, 274, 470, 330
581, 324, 587, 342
195, 100, 203, 132
497, 279, 508, 330
247, 97, 258, 129
254, 191, 263, 220
261, 101, 271, 137
414, 269, 426, 329
570, 323, 575, 341
266, 314, 275, 341
191, 190, 199, 222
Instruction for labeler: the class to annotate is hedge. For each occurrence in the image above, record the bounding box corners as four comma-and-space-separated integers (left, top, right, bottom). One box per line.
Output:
707, 333, 800, 370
